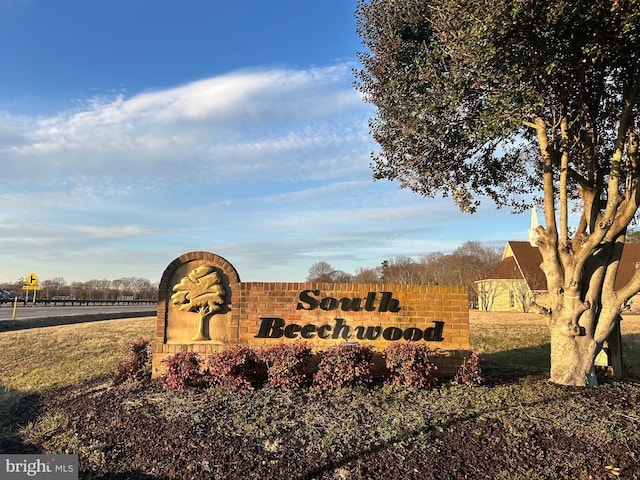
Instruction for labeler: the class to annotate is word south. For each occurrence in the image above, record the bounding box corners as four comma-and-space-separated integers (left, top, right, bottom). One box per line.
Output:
254, 317, 445, 342
296, 289, 401, 313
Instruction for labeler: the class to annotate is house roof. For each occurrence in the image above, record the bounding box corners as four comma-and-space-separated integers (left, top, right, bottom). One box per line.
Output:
505, 241, 546, 290
489, 255, 523, 280
493, 240, 640, 292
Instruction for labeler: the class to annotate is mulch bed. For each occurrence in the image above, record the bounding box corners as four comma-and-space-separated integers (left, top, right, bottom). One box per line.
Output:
4, 372, 639, 480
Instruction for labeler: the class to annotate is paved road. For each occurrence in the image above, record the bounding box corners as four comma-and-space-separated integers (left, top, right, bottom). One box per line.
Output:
0, 304, 156, 321
0, 304, 157, 331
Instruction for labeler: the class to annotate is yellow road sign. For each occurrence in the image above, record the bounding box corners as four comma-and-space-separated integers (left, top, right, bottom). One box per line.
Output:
26, 273, 39, 286
22, 285, 41, 290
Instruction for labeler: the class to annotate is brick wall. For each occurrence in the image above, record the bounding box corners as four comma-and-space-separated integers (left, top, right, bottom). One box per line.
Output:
152, 252, 471, 378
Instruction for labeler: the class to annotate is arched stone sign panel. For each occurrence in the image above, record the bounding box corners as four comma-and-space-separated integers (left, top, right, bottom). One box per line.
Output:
153, 251, 240, 374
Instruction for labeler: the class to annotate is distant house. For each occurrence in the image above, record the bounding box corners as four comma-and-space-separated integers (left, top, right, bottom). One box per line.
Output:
475, 240, 640, 312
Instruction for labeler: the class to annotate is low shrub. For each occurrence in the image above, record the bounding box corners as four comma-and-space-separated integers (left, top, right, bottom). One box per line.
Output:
313, 344, 374, 388
112, 338, 151, 386
157, 343, 445, 391
452, 351, 484, 386
260, 343, 312, 390
206, 345, 266, 390
161, 351, 207, 391
384, 343, 438, 389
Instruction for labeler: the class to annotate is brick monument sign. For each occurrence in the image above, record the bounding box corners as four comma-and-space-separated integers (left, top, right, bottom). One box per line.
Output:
152, 251, 470, 377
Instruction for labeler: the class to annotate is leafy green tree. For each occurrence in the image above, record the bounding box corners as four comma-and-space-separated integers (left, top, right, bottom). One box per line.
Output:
356, 0, 640, 385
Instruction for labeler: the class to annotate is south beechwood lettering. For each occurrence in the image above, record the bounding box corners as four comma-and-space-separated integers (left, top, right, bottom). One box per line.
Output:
296, 289, 401, 312
254, 290, 445, 342
254, 318, 445, 342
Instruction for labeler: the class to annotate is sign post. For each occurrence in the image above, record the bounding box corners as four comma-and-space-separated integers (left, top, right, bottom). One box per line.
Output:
22, 273, 40, 306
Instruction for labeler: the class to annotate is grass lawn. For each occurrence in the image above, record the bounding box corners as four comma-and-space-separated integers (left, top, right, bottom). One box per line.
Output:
1, 312, 638, 392
469, 311, 640, 379
0, 317, 156, 393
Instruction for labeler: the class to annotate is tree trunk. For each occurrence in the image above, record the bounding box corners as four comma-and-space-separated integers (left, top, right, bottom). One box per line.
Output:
549, 324, 600, 386
192, 310, 209, 341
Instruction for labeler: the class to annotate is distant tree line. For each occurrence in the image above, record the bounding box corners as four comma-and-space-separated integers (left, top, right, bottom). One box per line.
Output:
0, 276, 158, 301
1, 241, 504, 304
306, 241, 502, 308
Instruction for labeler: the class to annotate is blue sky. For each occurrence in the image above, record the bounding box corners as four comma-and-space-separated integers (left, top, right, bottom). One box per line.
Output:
0, 0, 532, 284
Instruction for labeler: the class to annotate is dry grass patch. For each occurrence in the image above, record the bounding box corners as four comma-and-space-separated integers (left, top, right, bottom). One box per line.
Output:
0, 317, 155, 392
469, 312, 549, 353
621, 314, 640, 377
470, 311, 640, 379
2, 312, 638, 394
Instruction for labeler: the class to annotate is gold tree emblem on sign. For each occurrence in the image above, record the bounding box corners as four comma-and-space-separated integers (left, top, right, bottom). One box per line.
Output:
171, 265, 226, 341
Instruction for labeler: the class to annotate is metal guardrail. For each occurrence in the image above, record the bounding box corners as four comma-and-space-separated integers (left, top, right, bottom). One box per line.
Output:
10, 299, 157, 307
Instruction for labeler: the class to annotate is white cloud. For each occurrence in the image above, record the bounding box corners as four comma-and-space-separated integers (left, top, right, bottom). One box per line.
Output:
1, 64, 371, 185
